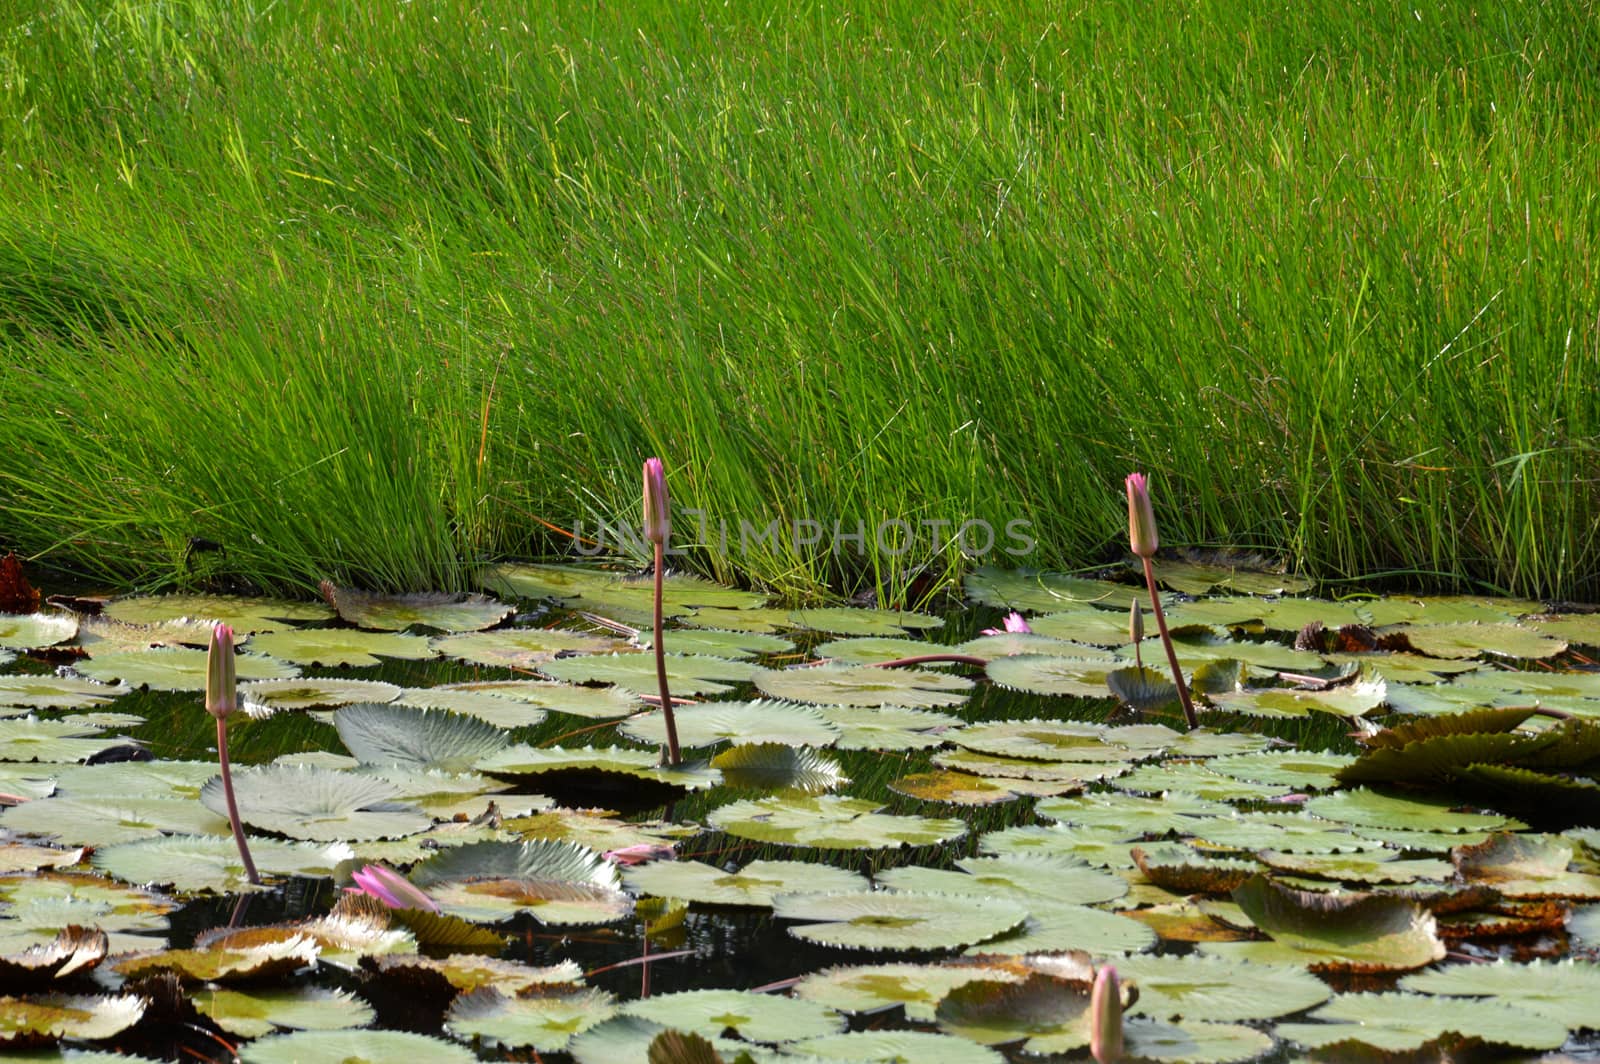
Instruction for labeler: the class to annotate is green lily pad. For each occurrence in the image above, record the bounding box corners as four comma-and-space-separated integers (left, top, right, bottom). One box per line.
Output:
1336, 731, 1558, 786
967, 900, 1156, 957
708, 796, 966, 850
0, 718, 137, 764
445, 986, 618, 1052
0, 677, 130, 711
0, 613, 77, 651
1206, 751, 1356, 790
392, 686, 548, 729
1399, 958, 1600, 1030
878, 852, 1126, 906
986, 654, 1129, 698
72, 648, 299, 690
710, 743, 848, 795
1452, 832, 1600, 898
1111, 762, 1289, 802
477, 745, 721, 791
1305, 788, 1523, 834
931, 749, 1127, 785
1121, 1018, 1275, 1063
776, 891, 1028, 951
194, 986, 375, 1039
1118, 952, 1329, 1021
411, 839, 629, 925
966, 566, 1144, 611
978, 824, 1142, 867
540, 653, 762, 696
623, 859, 867, 908
789, 1029, 1006, 1063
786, 607, 943, 637
1397, 622, 1567, 660
244, 628, 436, 668
200, 765, 430, 842
887, 770, 1071, 805
624, 987, 843, 1042
323, 588, 512, 632
1027, 609, 1151, 646
103, 594, 335, 630
679, 606, 798, 633
239, 1030, 478, 1063
620, 700, 838, 749
2, 795, 229, 846
1231, 875, 1445, 972
112, 934, 320, 983
1276, 991, 1568, 1052
1256, 849, 1452, 885
755, 663, 972, 708
0, 993, 145, 1047
817, 705, 962, 751
1035, 792, 1231, 838
239, 678, 402, 715
93, 834, 353, 892
1131, 845, 1261, 894
432, 627, 623, 668
951, 720, 1127, 763
426, 679, 638, 720
0, 842, 83, 874
956, 632, 1103, 660
0, 872, 172, 950
793, 962, 1023, 1022
1528, 611, 1600, 647
1209, 676, 1386, 719
1186, 813, 1376, 854
335, 703, 509, 773
504, 809, 695, 855
641, 628, 795, 659
936, 970, 1093, 1054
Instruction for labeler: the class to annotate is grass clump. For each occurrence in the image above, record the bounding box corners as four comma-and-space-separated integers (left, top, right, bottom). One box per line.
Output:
1, 1, 1597, 600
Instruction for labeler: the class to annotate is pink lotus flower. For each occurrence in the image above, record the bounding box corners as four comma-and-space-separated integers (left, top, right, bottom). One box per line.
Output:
981, 611, 1032, 636
604, 843, 677, 866
1125, 473, 1159, 558
643, 457, 671, 545
348, 864, 439, 913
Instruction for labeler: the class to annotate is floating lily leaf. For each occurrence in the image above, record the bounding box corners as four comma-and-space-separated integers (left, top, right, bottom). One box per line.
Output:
1455, 668, 1600, 700
1276, 991, 1568, 1052
48, 759, 220, 800
201, 765, 429, 842
1257, 849, 1452, 885
245, 628, 435, 668
432, 628, 623, 669
1167, 595, 1359, 631
93, 834, 352, 892
445, 986, 618, 1052
2, 795, 229, 846
1209, 676, 1386, 719
965, 900, 1155, 956
708, 796, 966, 850
951, 719, 1126, 763
1111, 762, 1288, 802
334, 703, 509, 773
73, 647, 299, 689
1453, 832, 1600, 898
624, 859, 866, 908
410, 839, 630, 925
817, 705, 961, 752
1131, 845, 1260, 894
978, 824, 1142, 868
1186, 813, 1377, 854
0, 872, 172, 949
1163, 729, 1274, 757
0, 926, 107, 988
1337, 731, 1558, 786
0, 718, 136, 764
486, 564, 767, 612
986, 654, 1129, 698
879, 852, 1126, 906
1106, 666, 1180, 711
477, 745, 721, 793
0, 993, 145, 1048
323, 588, 512, 632
936, 971, 1093, 1054
1208, 750, 1354, 789
364, 952, 580, 996
1568, 903, 1600, 946
967, 566, 1144, 611
711, 743, 847, 795
292, 898, 419, 966
240, 678, 402, 714
567, 1016, 756, 1064
541, 653, 762, 696
0, 842, 84, 874
1399, 958, 1600, 1031
1305, 788, 1522, 833
1118, 953, 1328, 1021
1121, 1018, 1275, 1063
239, 1030, 478, 1063
932, 749, 1126, 785
1397, 622, 1566, 660
786, 607, 942, 637
793, 1029, 1007, 1062
0, 613, 77, 650
1148, 558, 1309, 597
794, 962, 1020, 1023
1528, 611, 1600, 647
680, 606, 798, 633
622, 987, 844, 1042
194, 986, 375, 1039
641, 628, 794, 659
0, 676, 130, 711
112, 934, 320, 983
392, 686, 548, 729
621, 700, 838, 749
775, 891, 1027, 951
1452, 762, 1600, 825
755, 663, 971, 708
504, 809, 695, 855
1027, 609, 1152, 646
1231, 875, 1445, 972
955, 632, 1102, 659
104, 594, 333, 630
1036, 791, 1231, 838
429, 679, 638, 720
887, 770, 1069, 805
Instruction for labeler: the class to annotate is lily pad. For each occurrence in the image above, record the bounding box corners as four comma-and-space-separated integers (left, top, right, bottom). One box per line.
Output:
710, 743, 848, 795
193, 986, 375, 1039
1231, 875, 1445, 972
640, 628, 795, 659
887, 770, 1071, 805
244, 628, 436, 668
0, 613, 77, 650
477, 744, 722, 791
239, 678, 402, 714
540, 653, 763, 696
2, 795, 229, 846
1121, 1018, 1275, 1063
935, 970, 1093, 1054
0, 718, 138, 764
786, 607, 943, 636
1207, 750, 1355, 789
432, 628, 623, 668
1209, 677, 1386, 719
966, 566, 1144, 611
72, 647, 299, 689
1397, 622, 1566, 660
1452, 832, 1600, 898
755, 663, 972, 708
445, 986, 618, 1052
708, 796, 966, 850
410, 839, 630, 925
1118, 952, 1329, 1021
1305, 788, 1523, 834
790, 1029, 1005, 1063
1035, 791, 1231, 838
1399, 958, 1600, 1031
793, 962, 1022, 1022
775, 891, 1028, 951
1276, 991, 1568, 1052
624, 859, 867, 908
620, 700, 838, 749
323, 587, 512, 632
93, 834, 353, 892
951, 720, 1127, 763
620, 987, 844, 1043
986, 654, 1130, 698
0, 676, 130, 711
200, 765, 430, 841
0, 993, 145, 1047
103, 594, 335, 629
968, 900, 1156, 957
816, 705, 961, 751
239, 1030, 478, 1064
335, 703, 509, 773
878, 852, 1126, 906
426, 679, 638, 720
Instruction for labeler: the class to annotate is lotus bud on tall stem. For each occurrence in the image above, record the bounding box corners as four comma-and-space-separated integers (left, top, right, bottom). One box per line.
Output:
1129, 600, 1144, 669
643, 458, 682, 766
1125, 473, 1198, 728
206, 624, 260, 885
1090, 964, 1124, 1064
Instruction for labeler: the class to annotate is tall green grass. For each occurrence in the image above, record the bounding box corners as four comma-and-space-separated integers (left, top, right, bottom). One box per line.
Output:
1, 0, 1597, 600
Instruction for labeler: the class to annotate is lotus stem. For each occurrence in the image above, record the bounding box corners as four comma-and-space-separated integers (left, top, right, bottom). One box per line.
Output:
214, 716, 260, 886
653, 541, 681, 766
1125, 473, 1197, 729
643, 458, 681, 767
1140, 556, 1198, 729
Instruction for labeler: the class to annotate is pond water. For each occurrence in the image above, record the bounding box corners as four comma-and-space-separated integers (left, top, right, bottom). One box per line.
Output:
1, 562, 1598, 1062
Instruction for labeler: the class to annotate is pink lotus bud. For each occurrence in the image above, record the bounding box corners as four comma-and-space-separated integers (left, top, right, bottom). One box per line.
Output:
1129, 600, 1144, 644
348, 864, 439, 913
205, 624, 236, 721
1125, 473, 1159, 558
643, 458, 671, 545
1090, 964, 1124, 1063
604, 843, 677, 866
981, 611, 1033, 636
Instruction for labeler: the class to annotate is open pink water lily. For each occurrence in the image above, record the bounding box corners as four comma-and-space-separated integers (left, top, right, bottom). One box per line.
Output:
348, 863, 440, 913
604, 843, 677, 866
981, 611, 1032, 636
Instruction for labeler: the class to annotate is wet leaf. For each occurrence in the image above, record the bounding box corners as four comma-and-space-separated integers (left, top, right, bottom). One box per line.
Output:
621, 700, 839, 749
335, 703, 509, 773
622, 987, 844, 1041
433, 627, 624, 668
240, 678, 402, 715
239, 1029, 477, 1063
1276, 991, 1568, 1051
1230, 875, 1445, 972
756, 663, 971, 708
541, 653, 763, 696
73, 647, 299, 689
322, 587, 512, 632
93, 833, 353, 892
200, 765, 430, 842
792, 961, 1022, 1022
707, 795, 966, 850
710, 743, 847, 795
775, 891, 1028, 951
624, 859, 866, 908
445, 985, 618, 1052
